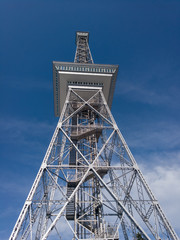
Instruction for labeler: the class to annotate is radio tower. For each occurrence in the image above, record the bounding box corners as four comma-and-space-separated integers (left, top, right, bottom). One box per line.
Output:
10, 32, 179, 240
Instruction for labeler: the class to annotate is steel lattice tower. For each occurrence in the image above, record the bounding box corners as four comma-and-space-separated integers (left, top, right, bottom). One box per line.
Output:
10, 32, 179, 240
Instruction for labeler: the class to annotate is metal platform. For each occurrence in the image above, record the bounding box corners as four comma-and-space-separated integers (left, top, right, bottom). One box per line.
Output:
53, 63, 118, 116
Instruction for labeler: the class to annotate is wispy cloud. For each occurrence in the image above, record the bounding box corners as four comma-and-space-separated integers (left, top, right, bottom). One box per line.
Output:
0, 75, 52, 91
0, 117, 55, 146
118, 115, 180, 235
0, 116, 56, 169
0, 171, 34, 239
116, 80, 170, 105
115, 61, 180, 108
115, 78, 180, 107
0, 173, 31, 196
124, 120, 180, 152
141, 163, 180, 235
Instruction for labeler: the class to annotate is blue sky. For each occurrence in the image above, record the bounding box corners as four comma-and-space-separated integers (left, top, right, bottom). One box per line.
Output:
0, 0, 180, 239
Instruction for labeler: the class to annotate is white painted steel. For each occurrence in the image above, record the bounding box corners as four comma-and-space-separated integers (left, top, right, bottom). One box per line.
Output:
10, 31, 179, 240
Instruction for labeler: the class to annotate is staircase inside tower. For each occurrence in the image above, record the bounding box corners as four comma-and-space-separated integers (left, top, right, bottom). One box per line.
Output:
65, 95, 118, 239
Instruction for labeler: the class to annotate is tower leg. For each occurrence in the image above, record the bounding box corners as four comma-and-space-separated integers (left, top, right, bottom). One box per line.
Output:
10, 87, 179, 240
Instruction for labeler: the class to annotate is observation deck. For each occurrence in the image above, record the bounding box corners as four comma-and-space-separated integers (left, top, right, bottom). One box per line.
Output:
53, 62, 118, 117
53, 33, 119, 117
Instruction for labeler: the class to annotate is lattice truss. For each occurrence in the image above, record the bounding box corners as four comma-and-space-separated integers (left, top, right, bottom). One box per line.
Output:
10, 88, 178, 240
74, 33, 93, 64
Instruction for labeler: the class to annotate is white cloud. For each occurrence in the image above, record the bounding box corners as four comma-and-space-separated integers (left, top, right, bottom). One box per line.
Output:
122, 120, 180, 153
0, 176, 31, 196
0, 117, 56, 168
115, 62, 180, 108
140, 163, 180, 236
115, 79, 173, 106
0, 117, 55, 147
117, 116, 180, 236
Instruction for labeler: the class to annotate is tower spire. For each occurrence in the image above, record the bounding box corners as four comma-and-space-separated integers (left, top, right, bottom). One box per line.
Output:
74, 31, 94, 63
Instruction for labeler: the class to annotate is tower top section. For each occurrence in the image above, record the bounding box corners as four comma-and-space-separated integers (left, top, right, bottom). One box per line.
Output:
74, 31, 94, 64
53, 31, 119, 117
75, 31, 89, 45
